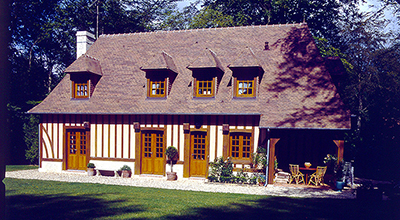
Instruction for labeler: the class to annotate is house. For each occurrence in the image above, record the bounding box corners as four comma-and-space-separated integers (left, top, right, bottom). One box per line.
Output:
28, 23, 350, 183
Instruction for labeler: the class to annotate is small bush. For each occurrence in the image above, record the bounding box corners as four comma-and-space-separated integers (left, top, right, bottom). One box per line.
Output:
207, 157, 233, 183
87, 163, 95, 168
120, 165, 131, 171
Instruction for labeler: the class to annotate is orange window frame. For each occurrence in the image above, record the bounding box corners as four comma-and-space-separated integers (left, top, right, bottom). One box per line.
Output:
195, 78, 214, 97
229, 133, 253, 160
148, 78, 166, 98
235, 78, 255, 97
73, 80, 89, 98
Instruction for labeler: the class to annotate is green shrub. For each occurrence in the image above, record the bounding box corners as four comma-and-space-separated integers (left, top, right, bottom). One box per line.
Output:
207, 157, 233, 183
120, 165, 131, 171
235, 169, 249, 184
87, 163, 95, 168
24, 114, 39, 164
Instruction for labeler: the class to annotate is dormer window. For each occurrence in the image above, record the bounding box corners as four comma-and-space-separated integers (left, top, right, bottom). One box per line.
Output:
141, 51, 178, 99
148, 77, 167, 98
197, 79, 214, 96
187, 48, 224, 99
65, 54, 102, 100
228, 47, 264, 99
236, 79, 255, 97
195, 75, 215, 97
231, 69, 260, 98
74, 81, 89, 98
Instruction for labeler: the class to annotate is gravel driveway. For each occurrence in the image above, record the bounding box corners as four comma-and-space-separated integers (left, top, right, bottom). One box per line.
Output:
6, 169, 355, 199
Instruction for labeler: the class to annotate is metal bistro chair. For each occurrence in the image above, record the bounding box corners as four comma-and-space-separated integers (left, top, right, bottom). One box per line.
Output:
289, 164, 305, 184
308, 166, 327, 186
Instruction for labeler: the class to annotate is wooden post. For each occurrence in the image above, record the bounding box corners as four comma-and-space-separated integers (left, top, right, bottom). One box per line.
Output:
134, 123, 141, 175
183, 123, 190, 178
333, 140, 344, 162
222, 124, 229, 159
268, 138, 280, 184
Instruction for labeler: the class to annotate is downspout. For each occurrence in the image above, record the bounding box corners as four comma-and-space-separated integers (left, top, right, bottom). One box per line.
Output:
264, 128, 270, 187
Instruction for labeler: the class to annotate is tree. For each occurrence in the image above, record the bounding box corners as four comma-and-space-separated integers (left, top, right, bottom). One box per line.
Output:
9, 0, 181, 164
336, 7, 400, 180
198, 0, 360, 41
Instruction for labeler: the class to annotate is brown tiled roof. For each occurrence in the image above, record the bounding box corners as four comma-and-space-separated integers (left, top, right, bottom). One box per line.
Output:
29, 24, 350, 129
65, 54, 102, 76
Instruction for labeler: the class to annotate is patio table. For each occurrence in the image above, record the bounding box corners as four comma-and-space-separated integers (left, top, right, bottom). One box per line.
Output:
299, 167, 317, 185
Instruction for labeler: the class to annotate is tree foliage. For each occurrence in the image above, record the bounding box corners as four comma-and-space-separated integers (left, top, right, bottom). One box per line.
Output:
334, 7, 400, 180
9, 0, 179, 164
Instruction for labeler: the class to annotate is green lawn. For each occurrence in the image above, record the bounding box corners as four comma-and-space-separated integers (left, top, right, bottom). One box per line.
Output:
6, 165, 38, 172
4, 178, 399, 220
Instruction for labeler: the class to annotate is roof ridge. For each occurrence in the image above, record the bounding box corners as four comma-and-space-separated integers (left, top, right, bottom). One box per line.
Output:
83, 54, 100, 61
99, 22, 307, 38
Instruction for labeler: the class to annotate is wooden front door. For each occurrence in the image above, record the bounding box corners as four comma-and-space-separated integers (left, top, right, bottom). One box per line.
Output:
67, 130, 88, 170
142, 131, 165, 175
190, 131, 208, 177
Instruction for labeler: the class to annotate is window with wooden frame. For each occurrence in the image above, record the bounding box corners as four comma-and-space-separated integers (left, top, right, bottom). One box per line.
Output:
147, 78, 167, 98
195, 78, 215, 97
72, 79, 90, 99
234, 76, 256, 98
229, 132, 253, 161
194, 76, 215, 98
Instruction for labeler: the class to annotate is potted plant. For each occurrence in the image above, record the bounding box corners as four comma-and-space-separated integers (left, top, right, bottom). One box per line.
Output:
120, 165, 131, 178
334, 159, 345, 191
323, 154, 337, 185
165, 146, 178, 181
87, 162, 96, 176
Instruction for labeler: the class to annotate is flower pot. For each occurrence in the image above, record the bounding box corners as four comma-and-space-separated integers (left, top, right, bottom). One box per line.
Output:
336, 181, 345, 191
87, 168, 96, 176
121, 170, 131, 178
167, 172, 178, 181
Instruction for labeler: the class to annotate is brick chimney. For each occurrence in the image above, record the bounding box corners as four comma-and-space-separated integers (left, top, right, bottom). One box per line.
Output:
76, 31, 95, 59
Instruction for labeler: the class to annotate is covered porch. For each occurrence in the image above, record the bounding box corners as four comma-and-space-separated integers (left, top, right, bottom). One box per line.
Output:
262, 128, 346, 184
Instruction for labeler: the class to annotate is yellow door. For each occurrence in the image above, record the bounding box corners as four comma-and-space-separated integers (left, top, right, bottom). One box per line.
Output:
67, 130, 88, 170
190, 131, 208, 177
142, 131, 165, 175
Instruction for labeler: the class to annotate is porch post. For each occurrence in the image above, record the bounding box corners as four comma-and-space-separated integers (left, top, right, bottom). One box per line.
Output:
333, 140, 344, 162
222, 124, 229, 159
134, 122, 141, 175
268, 138, 280, 184
183, 123, 190, 178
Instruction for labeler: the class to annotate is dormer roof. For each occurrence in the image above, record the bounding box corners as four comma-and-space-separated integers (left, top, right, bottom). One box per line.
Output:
187, 48, 224, 72
140, 51, 178, 74
228, 47, 262, 69
65, 54, 102, 76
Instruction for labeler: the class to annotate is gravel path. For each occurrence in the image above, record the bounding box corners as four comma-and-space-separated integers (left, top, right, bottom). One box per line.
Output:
6, 170, 355, 199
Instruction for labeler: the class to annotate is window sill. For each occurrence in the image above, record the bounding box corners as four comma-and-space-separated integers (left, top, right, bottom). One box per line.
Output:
230, 159, 252, 164
146, 97, 167, 100
71, 98, 90, 100
192, 96, 215, 99
232, 96, 257, 100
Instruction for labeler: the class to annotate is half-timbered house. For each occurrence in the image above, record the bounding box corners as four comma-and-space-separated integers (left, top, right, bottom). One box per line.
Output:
28, 23, 350, 183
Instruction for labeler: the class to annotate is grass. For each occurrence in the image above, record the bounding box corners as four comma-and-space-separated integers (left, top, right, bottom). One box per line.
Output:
4, 178, 399, 220
6, 165, 38, 172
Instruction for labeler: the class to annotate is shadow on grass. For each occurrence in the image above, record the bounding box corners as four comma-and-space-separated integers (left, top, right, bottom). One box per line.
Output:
166, 196, 400, 220
6, 193, 145, 220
